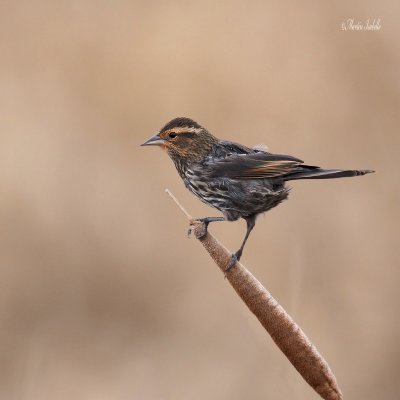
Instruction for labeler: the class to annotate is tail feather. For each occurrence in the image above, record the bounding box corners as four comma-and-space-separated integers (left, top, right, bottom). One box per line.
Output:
285, 168, 375, 181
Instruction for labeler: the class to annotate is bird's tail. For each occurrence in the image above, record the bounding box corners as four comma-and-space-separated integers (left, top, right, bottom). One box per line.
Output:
285, 167, 375, 181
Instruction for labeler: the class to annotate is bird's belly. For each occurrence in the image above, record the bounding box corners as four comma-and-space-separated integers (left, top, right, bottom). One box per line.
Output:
185, 178, 227, 209
184, 175, 290, 218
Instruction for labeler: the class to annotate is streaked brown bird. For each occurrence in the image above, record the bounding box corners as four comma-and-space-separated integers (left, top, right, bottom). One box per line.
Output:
142, 117, 374, 270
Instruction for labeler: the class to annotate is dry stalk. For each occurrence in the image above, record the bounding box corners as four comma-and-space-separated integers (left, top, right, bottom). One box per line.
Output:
166, 188, 343, 400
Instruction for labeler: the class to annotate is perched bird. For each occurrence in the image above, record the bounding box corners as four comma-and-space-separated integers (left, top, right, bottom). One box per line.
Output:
142, 117, 373, 270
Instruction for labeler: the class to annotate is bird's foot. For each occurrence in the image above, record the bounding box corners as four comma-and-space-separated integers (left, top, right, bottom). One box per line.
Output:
188, 217, 225, 239
188, 218, 209, 239
225, 252, 240, 272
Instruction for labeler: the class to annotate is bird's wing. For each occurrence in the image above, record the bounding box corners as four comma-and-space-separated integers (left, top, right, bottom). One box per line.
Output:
217, 140, 255, 155
205, 152, 309, 179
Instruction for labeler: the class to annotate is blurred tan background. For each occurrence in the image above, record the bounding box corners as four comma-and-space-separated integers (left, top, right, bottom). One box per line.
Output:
1, 1, 399, 399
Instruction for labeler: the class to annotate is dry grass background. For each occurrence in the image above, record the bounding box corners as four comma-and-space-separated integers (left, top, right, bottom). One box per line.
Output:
1, 1, 399, 399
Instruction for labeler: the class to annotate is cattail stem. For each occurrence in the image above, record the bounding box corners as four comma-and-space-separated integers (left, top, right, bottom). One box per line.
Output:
166, 188, 343, 400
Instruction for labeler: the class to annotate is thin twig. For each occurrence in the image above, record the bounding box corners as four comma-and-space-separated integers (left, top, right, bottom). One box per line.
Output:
165, 189, 192, 219
166, 188, 343, 400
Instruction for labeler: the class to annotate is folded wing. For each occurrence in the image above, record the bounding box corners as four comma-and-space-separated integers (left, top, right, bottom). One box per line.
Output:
204, 152, 372, 181
205, 152, 309, 180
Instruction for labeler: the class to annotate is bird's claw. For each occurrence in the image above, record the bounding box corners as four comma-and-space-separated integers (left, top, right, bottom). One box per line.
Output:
225, 253, 238, 272
188, 219, 208, 239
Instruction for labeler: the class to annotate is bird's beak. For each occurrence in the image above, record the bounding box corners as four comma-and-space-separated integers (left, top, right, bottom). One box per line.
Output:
141, 133, 165, 146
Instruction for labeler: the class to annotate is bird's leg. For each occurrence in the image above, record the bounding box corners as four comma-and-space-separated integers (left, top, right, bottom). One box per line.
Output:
226, 216, 256, 271
188, 216, 225, 238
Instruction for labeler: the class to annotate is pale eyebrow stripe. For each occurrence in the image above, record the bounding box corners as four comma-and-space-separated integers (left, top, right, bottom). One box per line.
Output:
164, 127, 202, 134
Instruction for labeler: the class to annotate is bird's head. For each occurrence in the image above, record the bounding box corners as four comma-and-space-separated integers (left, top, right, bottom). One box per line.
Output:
141, 117, 218, 164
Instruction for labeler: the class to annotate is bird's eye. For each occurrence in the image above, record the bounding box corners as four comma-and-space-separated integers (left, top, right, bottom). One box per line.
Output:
168, 132, 177, 139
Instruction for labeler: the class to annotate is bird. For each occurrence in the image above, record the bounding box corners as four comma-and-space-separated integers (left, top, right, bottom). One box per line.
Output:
141, 117, 374, 270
